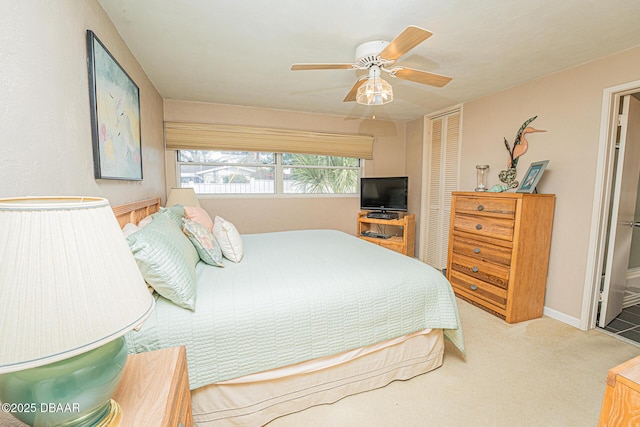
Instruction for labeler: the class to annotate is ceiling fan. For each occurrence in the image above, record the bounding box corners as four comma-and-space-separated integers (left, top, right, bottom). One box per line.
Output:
291, 25, 452, 106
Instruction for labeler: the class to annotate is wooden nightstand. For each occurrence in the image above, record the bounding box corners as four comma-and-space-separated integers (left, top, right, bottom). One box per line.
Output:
113, 346, 193, 427
599, 355, 640, 426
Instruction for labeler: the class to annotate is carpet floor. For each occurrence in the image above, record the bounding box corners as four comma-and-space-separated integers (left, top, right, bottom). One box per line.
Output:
268, 298, 640, 427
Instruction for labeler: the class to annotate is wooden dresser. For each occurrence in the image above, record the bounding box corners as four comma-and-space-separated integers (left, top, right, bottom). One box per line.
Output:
446, 192, 555, 323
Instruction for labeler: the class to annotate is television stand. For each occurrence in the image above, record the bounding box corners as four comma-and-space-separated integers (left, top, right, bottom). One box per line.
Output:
366, 211, 399, 220
357, 212, 415, 256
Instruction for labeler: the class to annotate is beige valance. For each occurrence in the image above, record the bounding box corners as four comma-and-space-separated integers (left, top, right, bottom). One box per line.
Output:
165, 122, 374, 160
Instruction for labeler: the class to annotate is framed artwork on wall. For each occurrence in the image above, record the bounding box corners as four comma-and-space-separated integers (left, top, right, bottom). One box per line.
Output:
86, 30, 143, 180
516, 160, 549, 193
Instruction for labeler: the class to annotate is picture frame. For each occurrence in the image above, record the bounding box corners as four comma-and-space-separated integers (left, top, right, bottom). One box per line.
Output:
86, 30, 143, 180
516, 160, 549, 193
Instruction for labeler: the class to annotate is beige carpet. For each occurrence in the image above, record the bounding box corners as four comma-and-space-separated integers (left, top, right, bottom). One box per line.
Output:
267, 298, 640, 427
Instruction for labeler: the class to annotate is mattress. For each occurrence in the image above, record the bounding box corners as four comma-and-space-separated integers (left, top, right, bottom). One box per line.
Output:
125, 229, 463, 389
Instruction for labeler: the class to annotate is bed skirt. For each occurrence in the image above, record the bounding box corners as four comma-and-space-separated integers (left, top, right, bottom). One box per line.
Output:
191, 328, 444, 426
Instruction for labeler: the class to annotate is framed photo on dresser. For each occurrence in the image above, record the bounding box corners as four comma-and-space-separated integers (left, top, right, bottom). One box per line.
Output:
517, 160, 549, 193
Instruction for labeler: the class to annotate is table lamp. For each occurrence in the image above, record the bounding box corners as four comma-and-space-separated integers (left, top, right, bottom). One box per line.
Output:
166, 187, 200, 207
0, 197, 154, 427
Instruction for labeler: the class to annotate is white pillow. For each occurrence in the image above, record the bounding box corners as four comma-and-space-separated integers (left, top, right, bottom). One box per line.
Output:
213, 216, 243, 263
138, 215, 153, 229
122, 222, 139, 237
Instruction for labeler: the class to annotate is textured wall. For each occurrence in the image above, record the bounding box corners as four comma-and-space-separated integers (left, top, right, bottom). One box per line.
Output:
0, 0, 165, 207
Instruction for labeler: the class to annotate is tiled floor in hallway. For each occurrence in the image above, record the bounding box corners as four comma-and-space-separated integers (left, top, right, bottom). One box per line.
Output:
603, 304, 640, 344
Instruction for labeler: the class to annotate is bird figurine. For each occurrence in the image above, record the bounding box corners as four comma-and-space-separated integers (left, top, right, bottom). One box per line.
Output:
510, 129, 546, 168
505, 116, 546, 168
490, 116, 546, 192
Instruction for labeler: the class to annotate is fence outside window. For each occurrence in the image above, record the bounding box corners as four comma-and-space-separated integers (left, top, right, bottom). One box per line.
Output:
177, 150, 361, 195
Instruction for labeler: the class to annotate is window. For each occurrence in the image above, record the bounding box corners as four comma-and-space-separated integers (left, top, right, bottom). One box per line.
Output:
177, 150, 361, 195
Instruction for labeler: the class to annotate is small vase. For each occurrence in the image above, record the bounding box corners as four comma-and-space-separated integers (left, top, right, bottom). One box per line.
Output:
475, 165, 489, 192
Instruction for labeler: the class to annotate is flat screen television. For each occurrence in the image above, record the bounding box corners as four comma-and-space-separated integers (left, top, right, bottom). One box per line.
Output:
360, 176, 408, 213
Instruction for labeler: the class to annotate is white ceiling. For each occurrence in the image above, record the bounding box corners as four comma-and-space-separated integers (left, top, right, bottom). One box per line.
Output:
98, 0, 640, 122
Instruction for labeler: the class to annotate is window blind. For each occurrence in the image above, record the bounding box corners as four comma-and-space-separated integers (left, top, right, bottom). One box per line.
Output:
165, 122, 374, 160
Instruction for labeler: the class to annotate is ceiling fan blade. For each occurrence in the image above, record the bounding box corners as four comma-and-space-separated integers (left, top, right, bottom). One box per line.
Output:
291, 63, 356, 71
379, 25, 432, 60
343, 79, 367, 102
391, 67, 452, 87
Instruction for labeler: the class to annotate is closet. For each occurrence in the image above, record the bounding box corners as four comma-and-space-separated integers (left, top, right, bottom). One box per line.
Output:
419, 108, 461, 271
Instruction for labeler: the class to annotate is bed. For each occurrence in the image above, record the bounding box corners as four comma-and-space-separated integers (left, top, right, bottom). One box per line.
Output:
113, 198, 463, 426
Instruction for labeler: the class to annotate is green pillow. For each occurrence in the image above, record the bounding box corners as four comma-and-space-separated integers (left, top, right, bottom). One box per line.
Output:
183, 219, 225, 267
156, 205, 185, 227
127, 214, 199, 310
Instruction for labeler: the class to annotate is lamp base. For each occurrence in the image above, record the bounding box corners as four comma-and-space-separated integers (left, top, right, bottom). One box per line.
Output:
95, 400, 122, 427
0, 337, 128, 427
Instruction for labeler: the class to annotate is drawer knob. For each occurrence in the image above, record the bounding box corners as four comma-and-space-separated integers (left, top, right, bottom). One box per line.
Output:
470, 285, 478, 291
475, 224, 483, 230
472, 266, 479, 273
477, 205, 484, 211
474, 247, 481, 254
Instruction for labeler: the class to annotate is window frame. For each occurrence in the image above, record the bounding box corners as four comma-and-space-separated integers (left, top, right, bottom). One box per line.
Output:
175, 151, 363, 198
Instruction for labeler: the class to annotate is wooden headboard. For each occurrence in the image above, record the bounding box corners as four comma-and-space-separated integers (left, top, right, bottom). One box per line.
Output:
112, 198, 161, 228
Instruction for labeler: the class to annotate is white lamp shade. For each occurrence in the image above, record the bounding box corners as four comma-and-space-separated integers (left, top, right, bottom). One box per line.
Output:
166, 187, 200, 207
0, 197, 154, 373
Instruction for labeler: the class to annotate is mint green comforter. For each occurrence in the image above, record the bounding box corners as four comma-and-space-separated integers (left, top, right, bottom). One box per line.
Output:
126, 230, 463, 389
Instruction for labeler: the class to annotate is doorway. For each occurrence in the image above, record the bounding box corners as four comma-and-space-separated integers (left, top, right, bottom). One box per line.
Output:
583, 81, 640, 334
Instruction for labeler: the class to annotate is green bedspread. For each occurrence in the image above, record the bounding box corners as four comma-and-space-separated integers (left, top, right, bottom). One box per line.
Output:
126, 230, 463, 389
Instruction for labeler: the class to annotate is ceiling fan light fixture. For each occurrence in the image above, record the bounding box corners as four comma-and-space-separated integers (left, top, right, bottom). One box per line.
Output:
356, 75, 393, 106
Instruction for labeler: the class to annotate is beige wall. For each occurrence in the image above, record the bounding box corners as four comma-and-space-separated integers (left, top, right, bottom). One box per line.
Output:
0, 0, 165, 207
459, 45, 640, 322
164, 100, 407, 235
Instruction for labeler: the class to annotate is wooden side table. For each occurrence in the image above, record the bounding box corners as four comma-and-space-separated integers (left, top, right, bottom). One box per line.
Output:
599, 355, 640, 426
113, 346, 193, 427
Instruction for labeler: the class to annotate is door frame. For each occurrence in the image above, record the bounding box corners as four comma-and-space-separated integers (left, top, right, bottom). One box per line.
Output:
582, 80, 640, 330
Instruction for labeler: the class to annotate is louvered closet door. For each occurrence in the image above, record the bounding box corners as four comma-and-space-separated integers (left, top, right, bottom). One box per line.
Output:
421, 109, 461, 270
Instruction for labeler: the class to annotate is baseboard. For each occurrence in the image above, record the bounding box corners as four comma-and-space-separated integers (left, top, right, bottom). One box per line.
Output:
626, 267, 640, 288
543, 306, 581, 328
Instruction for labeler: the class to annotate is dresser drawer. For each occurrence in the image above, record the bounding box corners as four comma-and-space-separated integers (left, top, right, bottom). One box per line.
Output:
451, 235, 512, 266
449, 270, 507, 309
449, 252, 509, 289
453, 214, 515, 241
454, 196, 516, 219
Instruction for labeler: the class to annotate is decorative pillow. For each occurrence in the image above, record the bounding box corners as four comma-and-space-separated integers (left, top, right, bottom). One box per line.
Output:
184, 206, 214, 232
126, 214, 199, 310
213, 216, 243, 263
156, 205, 185, 227
183, 219, 224, 267
122, 222, 139, 237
